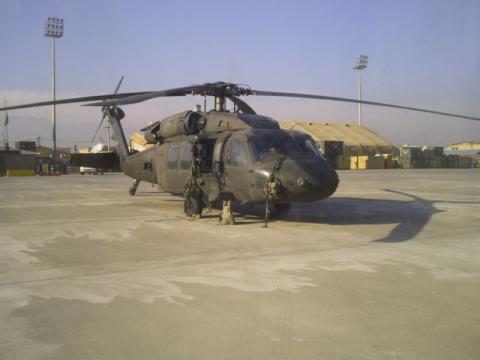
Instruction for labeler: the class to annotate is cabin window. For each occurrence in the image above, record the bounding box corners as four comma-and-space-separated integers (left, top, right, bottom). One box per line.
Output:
167, 145, 180, 170
226, 138, 248, 166
180, 143, 192, 170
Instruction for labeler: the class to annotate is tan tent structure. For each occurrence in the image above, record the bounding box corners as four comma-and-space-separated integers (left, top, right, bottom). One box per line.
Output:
130, 132, 154, 152
280, 121, 399, 157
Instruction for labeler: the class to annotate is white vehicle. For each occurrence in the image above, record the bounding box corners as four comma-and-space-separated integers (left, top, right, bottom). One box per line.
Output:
80, 166, 104, 175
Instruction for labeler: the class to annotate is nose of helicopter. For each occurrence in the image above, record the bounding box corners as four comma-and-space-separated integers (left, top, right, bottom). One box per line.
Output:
279, 159, 339, 201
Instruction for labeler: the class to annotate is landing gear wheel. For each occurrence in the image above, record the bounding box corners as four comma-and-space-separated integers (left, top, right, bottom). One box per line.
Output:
184, 195, 203, 218
274, 203, 291, 214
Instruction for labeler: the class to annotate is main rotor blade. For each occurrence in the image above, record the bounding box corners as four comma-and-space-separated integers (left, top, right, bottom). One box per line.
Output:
89, 114, 107, 146
227, 96, 256, 114
113, 75, 124, 94
83, 85, 208, 107
0, 83, 209, 111
253, 90, 480, 122
0, 92, 150, 112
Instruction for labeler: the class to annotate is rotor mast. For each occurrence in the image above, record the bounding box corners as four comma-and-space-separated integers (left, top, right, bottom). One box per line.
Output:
214, 96, 226, 112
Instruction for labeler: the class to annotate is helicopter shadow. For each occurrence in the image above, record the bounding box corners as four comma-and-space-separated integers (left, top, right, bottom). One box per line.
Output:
235, 189, 480, 243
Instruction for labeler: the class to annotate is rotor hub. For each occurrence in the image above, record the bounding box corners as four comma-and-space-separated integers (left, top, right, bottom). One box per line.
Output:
191, 82, 253, 98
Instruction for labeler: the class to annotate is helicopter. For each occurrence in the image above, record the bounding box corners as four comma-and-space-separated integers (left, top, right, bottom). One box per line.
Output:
2, 81, 479, 225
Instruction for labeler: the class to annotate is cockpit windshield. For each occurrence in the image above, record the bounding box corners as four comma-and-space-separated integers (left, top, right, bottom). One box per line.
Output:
250, 133, 304, 162
296, 136, 324, 158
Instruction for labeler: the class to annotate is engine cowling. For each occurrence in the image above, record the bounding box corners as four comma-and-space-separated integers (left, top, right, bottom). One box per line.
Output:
143, 111, 206, 143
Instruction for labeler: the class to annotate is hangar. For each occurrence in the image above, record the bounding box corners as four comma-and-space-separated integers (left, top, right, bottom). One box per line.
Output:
279, 121, 399, 169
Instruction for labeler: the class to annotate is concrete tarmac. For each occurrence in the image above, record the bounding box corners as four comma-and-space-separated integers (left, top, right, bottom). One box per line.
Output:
0, 169, 479, 359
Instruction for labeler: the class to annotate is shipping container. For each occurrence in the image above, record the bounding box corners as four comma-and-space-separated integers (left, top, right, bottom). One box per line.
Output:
350, 156, 358, 170
447, 155, 459, 168
400, 146, 423, 158
350, 155, 384, 170
383, 154, 393, 169
458, 156, 473, 168
400, 156, 424, 169
6, 169, 35, 176
4, 153, 36, 171
333, 155, 350, 170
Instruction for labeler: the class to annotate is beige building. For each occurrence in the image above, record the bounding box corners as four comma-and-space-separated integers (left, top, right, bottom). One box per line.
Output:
36, 145, 71, 162
446, 141, 480, 151
130, 132, 154, 152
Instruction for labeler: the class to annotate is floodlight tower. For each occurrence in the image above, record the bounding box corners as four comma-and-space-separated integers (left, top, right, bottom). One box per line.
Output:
44, 16, 64, 159
353, 54, 368, 127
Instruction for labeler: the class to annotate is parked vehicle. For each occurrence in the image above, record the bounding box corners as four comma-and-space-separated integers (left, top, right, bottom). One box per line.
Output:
80, 166, 104, 175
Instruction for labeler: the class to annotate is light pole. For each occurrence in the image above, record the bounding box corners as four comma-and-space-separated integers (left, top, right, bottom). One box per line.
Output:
353, 54, 368, 127
44, 16, 64, 159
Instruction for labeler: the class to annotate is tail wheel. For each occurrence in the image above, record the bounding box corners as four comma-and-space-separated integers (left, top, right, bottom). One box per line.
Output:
184, 195, 203, 218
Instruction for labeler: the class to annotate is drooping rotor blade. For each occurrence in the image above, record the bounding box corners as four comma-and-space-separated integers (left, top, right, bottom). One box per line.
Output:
0, 83, 217, 111
112, 75, 125, 95
83, 85, 208, 107
90, 76, 125, 145
0, 92, 150, 112
227, 96, 256, 114
252, 90, 480, 122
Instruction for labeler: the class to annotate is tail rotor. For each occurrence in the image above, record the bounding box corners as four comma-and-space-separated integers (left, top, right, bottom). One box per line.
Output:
89, 76, 124, 148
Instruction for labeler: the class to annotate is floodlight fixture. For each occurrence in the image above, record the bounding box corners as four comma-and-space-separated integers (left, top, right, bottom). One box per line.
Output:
44, 16, 64, 38
353, 54, 368, 70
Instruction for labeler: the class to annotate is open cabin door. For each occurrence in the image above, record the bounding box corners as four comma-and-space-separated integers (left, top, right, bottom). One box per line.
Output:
222, 136, 255, 202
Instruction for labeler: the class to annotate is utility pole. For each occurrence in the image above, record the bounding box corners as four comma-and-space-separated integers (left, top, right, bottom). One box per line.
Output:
353, 54, 368, 127
3, 99, 9, 149
44, 16, 64, 159
106, 123, 111, 151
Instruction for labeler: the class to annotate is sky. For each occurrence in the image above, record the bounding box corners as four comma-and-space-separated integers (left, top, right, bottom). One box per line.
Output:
0, 0, 479, 148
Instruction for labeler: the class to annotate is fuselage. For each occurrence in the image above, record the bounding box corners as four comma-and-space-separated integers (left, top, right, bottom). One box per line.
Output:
120, 111, 339, 205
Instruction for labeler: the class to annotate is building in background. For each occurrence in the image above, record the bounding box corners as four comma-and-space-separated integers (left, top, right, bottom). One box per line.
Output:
0, 148, 36, 176
15, 141, 36, 152
280, 121, 399, 169
446, 141, 480, 151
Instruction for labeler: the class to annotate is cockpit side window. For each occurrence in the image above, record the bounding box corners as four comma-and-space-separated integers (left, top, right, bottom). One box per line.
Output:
226, 138, 248, 166
299, 137, 323, 158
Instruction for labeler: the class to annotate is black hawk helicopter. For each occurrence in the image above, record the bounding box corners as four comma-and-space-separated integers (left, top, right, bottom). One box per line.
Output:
2, 81, 479, 225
